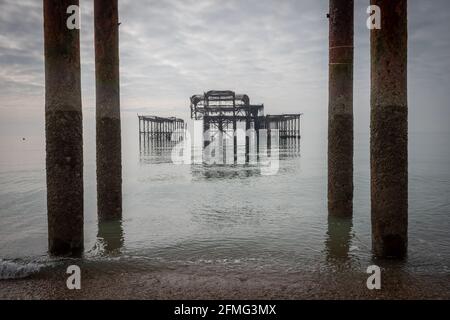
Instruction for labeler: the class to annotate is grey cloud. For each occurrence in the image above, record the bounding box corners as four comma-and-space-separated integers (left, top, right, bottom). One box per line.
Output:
0, 0, 449, 132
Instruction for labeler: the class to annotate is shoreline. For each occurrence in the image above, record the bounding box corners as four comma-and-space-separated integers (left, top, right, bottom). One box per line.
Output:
1, 263, 449, 300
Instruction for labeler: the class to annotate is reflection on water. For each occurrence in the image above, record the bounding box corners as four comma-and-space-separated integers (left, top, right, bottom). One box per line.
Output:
139, 133, 182, 164
279, 138, 301, 159
325, 216, 354, 263
139, 132, 301, 166
191, 165, 261, 180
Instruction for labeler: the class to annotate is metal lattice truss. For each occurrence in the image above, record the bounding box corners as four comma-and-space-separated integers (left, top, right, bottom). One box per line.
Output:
190, 90, 263, 124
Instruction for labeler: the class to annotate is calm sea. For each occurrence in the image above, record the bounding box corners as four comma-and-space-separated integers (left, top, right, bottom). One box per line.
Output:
0, 117, 449, 279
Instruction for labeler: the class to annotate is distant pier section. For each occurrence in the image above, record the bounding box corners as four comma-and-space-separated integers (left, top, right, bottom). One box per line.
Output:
138, 115, 185, 140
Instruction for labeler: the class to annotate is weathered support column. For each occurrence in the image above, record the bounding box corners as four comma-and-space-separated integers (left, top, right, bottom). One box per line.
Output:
233, 97, 237, 163
97, 219, 124, 254
266, 119, 271, 156
138, 117, 142, 147
218, 119, 224, 164
298, 116, 301, 138
142, 120, 146, 148
326, 216, 353, 261
158, 122, 162, 139
255, 117, 260, 159
95, 0, 122, 221
245, 115, 251, 163
371, 0, 408, 258
328, 0, 354, 217
44, 0, 83, 256
293, 118, 297, 137
203, 116, 210, 148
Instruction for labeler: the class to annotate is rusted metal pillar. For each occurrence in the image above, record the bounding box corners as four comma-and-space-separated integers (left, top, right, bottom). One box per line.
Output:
95, 0, 122, 221
44, 0, 83, 256
328, 0, 354, 217
371, 0, 408, 258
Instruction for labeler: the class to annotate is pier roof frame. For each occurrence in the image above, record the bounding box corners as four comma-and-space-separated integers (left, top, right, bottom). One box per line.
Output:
190, 90, 263, 120
138, 115, 184, 123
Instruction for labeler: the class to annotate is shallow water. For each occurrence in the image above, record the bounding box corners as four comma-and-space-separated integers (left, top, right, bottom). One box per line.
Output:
0, 123, 449, 281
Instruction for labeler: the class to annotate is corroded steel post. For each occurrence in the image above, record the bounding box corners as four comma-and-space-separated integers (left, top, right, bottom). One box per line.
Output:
328, 0, 354, 217
95, 0, 122, 221
44, 0, 83, 256
371, 0, 408, 258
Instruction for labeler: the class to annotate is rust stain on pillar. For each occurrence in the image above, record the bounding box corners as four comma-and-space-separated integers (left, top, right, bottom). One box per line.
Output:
328, 0, 354, 217
44, 0, 83, 256
371, 0, 408, 258
95, 0, 122, 221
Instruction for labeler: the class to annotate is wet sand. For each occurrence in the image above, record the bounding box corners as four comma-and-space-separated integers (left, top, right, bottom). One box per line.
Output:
1, 262, 449, 300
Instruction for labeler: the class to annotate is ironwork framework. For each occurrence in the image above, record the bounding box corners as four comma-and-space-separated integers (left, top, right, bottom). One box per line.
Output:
138, 115, 185, 139
190, 90, 302, 139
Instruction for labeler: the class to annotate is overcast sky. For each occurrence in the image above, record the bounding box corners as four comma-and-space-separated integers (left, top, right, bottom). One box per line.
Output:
0, 0, 449, 142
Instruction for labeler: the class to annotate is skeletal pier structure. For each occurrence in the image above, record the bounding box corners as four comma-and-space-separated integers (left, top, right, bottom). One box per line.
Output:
190, 90, 302, 162
264, 114, 302, 139
138, 115, 185, 140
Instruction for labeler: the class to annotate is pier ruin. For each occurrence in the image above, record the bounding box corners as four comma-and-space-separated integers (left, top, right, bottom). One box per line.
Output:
42, 1, 408, 260
138, 115, 185, 139
190, 90, 302, 162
